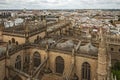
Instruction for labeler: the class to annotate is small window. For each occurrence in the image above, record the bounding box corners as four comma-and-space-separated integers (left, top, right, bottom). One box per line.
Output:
15, 55, 21, 70
111, 48, 114, 51
8, 40, 11, 44
16, 41, 18, 45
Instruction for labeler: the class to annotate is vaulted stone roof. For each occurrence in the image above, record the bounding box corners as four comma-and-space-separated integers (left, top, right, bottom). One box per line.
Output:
79, 43, 98, 55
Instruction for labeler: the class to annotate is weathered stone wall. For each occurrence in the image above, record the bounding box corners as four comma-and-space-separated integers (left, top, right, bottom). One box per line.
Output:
0, 47, 98, 80
9, 50, 24, 70
29, 48, 98, 80
76, 56, 97, 80
109, 44, 120, 65
49, 51, 72, 76
0, 59, 5, 80
2, 31, 45, 44
29, 32, 45, 43
3, 35, 25, 44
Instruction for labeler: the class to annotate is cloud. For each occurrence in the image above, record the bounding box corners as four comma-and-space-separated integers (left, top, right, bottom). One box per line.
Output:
0, 0, 119, 9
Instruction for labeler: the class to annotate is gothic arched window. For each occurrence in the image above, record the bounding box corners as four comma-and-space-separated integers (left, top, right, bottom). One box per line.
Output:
55, 56, 64, 74
82, 62, 91, 80
15, 55, 21, 70
33, 51, 41, 67
12, 38, 15, 43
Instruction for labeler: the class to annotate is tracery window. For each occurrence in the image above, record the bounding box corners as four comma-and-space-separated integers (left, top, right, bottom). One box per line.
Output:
55, 56, 64, 74
15, 55, 21, 70
82, 62, 91, 80
33, 51, 41, 67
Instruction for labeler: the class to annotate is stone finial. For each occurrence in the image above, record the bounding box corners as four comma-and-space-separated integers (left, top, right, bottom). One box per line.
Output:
45, 41, 49, 52
99, 26, 103, 41
72, 49, 74, 58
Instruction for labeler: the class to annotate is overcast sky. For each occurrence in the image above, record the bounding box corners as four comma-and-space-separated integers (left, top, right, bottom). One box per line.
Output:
0, 0, 120, 9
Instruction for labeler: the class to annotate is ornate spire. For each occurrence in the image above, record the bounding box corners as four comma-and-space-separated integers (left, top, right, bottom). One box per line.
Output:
24, 19, 29, 43
0, 19, 5, 30
97, 26, 108, 80
24, 19, 29, 33
99, 26, 106, 48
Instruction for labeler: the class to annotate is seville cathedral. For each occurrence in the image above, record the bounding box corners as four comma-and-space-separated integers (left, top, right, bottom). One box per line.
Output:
0, 12, 120, 80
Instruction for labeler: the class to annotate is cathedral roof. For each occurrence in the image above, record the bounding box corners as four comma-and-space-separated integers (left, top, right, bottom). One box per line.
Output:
79, 43, 98, 55
56, 40, 75, 49
41, 38, 56, 45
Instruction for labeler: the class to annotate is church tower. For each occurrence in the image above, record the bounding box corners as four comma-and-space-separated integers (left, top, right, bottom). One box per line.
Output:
97, 27, 108, 80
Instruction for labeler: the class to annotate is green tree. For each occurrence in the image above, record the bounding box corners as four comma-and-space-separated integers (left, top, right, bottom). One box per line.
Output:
112, 61, 120, 80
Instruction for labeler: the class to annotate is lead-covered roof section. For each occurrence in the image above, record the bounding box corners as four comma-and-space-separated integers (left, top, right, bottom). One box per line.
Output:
79, 43, 98, 56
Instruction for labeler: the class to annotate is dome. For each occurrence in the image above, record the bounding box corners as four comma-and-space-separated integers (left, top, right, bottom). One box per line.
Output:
79, 43, 98, 55
41, 39, 56, 45
56, 40, 75, 49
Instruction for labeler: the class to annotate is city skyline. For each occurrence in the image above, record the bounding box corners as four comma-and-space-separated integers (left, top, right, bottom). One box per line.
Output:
0, 0, 120, 9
